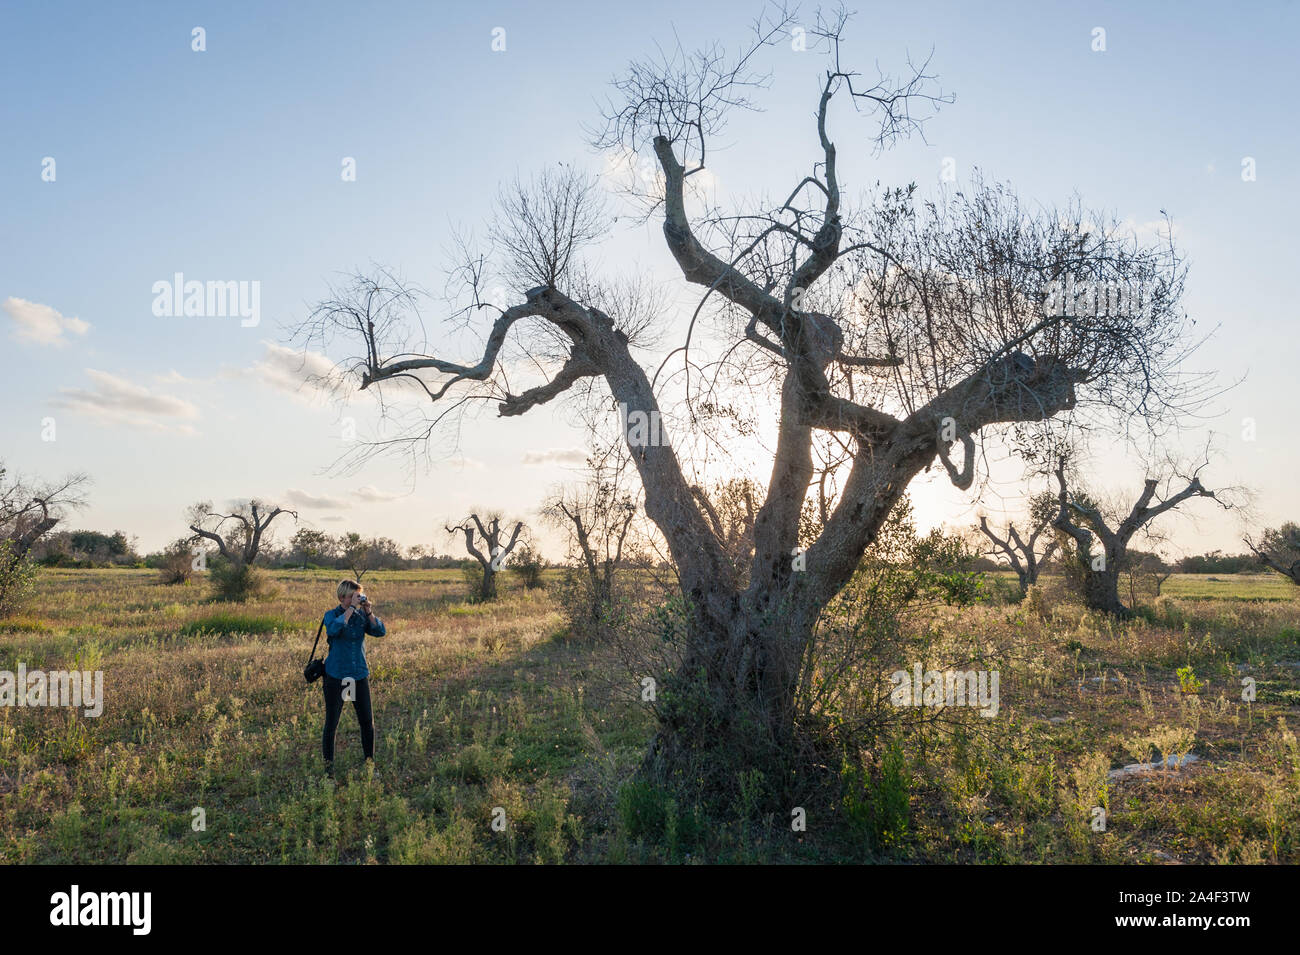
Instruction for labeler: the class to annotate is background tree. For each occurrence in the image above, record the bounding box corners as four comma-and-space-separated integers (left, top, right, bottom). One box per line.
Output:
1123, 549, 1173, 604
0, 463, 89, 614
69, 529, 134, 564
509, 541, 546, 590
337, 531, 376, 582
976, 496, 1059, 598
187, 499, 297, 600
1176, 550, 1256, 575
1245, 522, 1300, 585
542, 448, 645, 638
1052, 458, 1225, 617
289, 527, 335, 569
446, 513, 524, 602
295, 8, 1213, 803
157, 537, 198, 585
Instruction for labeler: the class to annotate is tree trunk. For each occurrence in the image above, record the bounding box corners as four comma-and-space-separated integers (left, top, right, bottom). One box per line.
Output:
1081, 568, 1129, 617
643, 601, 816, 801
480, 565, 497, 601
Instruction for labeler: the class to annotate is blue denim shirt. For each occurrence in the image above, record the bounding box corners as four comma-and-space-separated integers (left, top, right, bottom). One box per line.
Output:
323, 604, 386, 680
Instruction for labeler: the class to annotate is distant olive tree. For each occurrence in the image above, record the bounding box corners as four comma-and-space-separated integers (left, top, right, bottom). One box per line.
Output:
976, 494, 1059, 598
1245, 522, 1300, 585
0, 464, 89, 614
337, 531, 378, 582
290, 528, 336, 569
542, 449, 645, 638
187, 499, 297, 601
1052, 459, 1226, 617
446, 513, 524, 602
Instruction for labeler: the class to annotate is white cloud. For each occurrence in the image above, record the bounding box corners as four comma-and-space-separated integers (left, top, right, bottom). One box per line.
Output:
285, 488, 352, 510
50, 369, 199, 434
4, 297, 90, 346
320, 515, 346, 523
1122, 215, 1182, 242
444, 457, 487, 471
355, 485, 403, 502
521, 447, 587, 467
237, 341, 343, 408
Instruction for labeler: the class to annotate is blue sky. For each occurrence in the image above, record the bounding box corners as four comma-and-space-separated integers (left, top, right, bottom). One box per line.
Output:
2, 0, 1295, 558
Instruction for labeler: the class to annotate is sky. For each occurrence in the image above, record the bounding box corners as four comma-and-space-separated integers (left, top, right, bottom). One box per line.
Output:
1, 0, 1296, 560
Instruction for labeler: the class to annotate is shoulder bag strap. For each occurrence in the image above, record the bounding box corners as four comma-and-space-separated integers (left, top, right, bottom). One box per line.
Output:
306, 617, 326, 665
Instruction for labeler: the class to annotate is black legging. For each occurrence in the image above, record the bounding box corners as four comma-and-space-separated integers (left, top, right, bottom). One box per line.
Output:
322, 673, 374, 761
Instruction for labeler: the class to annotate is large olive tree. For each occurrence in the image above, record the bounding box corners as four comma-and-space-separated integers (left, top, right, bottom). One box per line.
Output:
294, 7, 1206, 795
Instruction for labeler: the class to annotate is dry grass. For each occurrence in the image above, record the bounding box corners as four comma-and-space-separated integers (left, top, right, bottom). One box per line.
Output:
0, 567, 1296, 863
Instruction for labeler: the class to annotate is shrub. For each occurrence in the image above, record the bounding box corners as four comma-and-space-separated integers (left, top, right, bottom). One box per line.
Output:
209, 559, 273, 601
1024, 582, 1049, 620
1176, 664, 1204, 695
0, 540, 39, 617
509, 543, 545, 590
841, 740, 911, 852
616, 779, 704, 854
158, 538, 196, 585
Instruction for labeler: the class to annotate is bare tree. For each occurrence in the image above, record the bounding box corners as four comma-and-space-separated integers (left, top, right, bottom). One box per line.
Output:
187, 499, 296, 566
1123, 549, 1173, 604
293, 8, 1215, 794
976, 501, 1059, 597
446, 513, 524, 602
0, 463, 89, 610
187, 499, 296, 599
1244, 522, 1300, 585
1052, 459, 1226, 616
542, 448, 643, 633
0, 464, 90, 559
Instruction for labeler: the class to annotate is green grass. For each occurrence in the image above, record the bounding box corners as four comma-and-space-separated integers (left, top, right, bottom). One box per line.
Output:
1162, 573, 1297, 601
179, 613, 298, 636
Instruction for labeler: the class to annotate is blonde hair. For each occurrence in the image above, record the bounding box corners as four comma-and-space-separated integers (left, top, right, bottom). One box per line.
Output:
337, 579, 361, 600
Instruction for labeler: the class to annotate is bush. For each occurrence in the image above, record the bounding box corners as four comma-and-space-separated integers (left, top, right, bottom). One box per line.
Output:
616, 779, 704, 855
460, 563, 492, 602
0, 541, 39, 617
1024, 583, 1049, 620
158, 538, 196, 585
841, 740, 911, 852
555, 565, 638, 643
509, 543, 545, 590
209, 559, 273, 602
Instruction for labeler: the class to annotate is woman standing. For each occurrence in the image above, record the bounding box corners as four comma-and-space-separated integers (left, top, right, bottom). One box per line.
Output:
321, 579, 386, 774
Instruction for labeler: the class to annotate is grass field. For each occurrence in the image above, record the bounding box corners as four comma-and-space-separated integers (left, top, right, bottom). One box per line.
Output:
1, 568, 1298, 863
